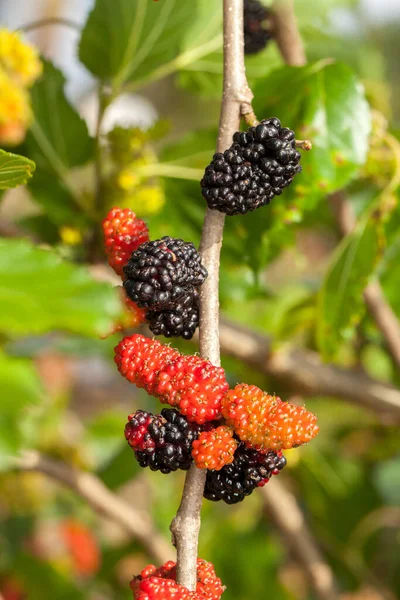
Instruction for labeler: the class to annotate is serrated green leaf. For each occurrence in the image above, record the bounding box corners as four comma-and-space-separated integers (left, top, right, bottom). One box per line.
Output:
316, 209, 385, 360
24, 60, 93, 176
0, 239, 120, 338
79, 0, 192, 89
0, 149, 35, 190
253, 61, 371, 210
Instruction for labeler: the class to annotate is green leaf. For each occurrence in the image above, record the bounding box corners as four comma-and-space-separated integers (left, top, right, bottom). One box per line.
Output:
0, 239, 121, 338
253, 61, 371, 210
177, 0, 281, 97
78, 0, 192, 89
0, 149, 35, 190
316, 209, 385, 360
24, 60, 93, 176
0, 352, 44, 469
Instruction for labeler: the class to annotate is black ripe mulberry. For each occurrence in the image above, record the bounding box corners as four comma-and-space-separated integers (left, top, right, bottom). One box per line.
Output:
124, 409, 203, 474
244, 0, 271, 55
146, 289, 199, 340
204, 442, 286, 504
200, 118, 301, 216
123, 237, 207, 309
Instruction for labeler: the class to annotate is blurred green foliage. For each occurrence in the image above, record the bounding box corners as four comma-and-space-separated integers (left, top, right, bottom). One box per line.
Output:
0, 0, 399, 599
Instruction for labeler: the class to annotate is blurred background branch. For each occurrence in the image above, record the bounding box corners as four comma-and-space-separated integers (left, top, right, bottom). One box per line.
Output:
262, 478, 338, 600
15, 451, 173, 565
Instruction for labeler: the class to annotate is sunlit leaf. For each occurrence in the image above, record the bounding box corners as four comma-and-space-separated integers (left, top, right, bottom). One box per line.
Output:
79, 0, 192, 88
0, 149, 35, 190
0, 239, 121, 338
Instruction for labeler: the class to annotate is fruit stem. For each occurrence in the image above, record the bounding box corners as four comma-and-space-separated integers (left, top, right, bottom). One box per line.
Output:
295, 139, 312, 151
170, 0, 254, 591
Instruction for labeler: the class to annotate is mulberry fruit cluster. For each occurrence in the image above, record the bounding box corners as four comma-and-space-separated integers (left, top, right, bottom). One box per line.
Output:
204, 442, 286, 504
130, 559, 224, 600
201, 118, 301, 215
102, 207, 149, 277
117, 335, 319, 504
123, 236, 206, 340
244, 0, 271, 55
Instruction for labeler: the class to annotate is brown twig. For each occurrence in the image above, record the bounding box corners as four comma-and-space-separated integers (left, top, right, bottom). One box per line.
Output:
15, 451, 173, 565
170, 0, 253, 590
262, 479, 338, 600
330, 191, 400, 370
270, 0, 306, 66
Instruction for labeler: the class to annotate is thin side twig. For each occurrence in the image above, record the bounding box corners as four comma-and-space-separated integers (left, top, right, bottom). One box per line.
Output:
15, 451, 173, 565
170, 0, 254, 590
330, 191, 400, 370
270, 0, 306, 66
262, 479, 338, 600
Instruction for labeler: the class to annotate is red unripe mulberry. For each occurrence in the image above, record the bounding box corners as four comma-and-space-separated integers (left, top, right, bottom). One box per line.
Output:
103, 207, 149, 277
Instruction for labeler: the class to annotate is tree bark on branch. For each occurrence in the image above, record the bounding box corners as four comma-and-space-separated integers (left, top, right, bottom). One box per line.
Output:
170, 0, 253, 590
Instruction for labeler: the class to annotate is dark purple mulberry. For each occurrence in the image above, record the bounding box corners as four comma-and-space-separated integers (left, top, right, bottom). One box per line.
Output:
204, 442, 286, 504
201, 118, 301, 216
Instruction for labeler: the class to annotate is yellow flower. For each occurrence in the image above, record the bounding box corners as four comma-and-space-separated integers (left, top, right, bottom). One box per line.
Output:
0, 29, 42, 87
117, 168, 140, 191
121, 184, 165, 216
59, 226, 82, 246
0, 69, 31, 145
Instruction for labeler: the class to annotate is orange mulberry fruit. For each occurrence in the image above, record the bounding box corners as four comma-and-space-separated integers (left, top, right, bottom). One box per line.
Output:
221, 384, 319, 451
192, 426, 237, 470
